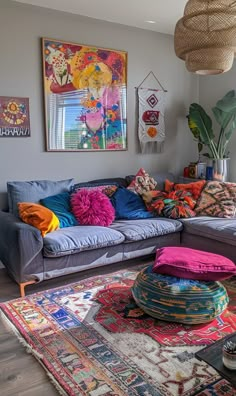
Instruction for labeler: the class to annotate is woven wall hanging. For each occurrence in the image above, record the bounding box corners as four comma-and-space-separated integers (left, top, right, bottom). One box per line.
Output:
136, 72, 167, 154
175, 0, 236, 75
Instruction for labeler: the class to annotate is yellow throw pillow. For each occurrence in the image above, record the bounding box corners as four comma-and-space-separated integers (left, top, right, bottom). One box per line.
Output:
18, 202, 60, 237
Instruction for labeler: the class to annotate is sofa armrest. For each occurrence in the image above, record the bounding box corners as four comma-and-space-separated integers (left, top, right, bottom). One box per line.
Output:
0, 211, 44, 283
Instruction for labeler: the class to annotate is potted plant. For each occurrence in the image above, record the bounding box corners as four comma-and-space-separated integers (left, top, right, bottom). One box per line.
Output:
187, 90, 236, 181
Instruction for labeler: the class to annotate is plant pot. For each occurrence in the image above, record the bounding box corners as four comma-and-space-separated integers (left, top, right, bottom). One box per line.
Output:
208, 158, 230, 182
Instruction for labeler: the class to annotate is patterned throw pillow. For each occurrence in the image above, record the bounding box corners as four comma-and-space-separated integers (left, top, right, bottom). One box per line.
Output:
165, 179, 206, 200
143, 190, 196, 219
127, 168, 157, 195
195, 181, 236, 218
73, 183, 118, 198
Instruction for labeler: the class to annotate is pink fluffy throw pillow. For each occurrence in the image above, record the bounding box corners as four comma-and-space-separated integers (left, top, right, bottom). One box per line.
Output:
71, 188, 115, 226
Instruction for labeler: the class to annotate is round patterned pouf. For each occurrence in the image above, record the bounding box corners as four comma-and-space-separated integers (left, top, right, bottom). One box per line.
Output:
131, 265, 229, 324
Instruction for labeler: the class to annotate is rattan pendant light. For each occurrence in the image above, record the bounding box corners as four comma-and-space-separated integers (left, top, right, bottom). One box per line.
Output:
174, 0, 236, 75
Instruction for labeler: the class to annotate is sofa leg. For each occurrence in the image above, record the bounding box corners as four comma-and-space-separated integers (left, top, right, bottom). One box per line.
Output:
19, 280, 37, 298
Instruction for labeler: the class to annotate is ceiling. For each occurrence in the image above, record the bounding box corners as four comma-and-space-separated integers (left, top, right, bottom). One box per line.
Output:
14, 0, 187, 35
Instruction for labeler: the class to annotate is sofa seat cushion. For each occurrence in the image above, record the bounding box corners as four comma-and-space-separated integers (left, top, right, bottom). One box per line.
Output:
181, 217, 236, 247
43, 226, 125, 257
110, 218, 182, 241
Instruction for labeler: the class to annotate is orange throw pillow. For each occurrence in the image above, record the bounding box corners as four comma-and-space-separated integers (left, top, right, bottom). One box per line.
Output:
164, 179, 206, 200
165, 179, 174, 193
18, 202, 59, 237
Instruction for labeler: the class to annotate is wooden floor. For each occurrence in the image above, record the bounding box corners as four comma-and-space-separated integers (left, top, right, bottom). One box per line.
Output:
0, 258, 151, 395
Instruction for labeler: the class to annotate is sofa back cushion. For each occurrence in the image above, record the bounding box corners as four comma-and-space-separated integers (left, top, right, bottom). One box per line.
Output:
7, 178, 74, 217
87, 177, 128, 188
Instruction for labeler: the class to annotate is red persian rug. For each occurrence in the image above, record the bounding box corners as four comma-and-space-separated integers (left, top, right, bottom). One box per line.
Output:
1, 266, 236, 396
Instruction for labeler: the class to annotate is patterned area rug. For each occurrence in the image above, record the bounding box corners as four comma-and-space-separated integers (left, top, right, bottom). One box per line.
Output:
1, 266, 236, 396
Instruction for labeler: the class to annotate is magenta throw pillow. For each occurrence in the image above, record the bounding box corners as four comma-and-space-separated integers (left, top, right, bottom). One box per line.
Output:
70, 188, 115, 226
153, 247, 236, 281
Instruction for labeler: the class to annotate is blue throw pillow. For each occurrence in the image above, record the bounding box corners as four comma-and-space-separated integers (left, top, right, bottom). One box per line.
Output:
40, 192, 78, 228
110, 187, 153, 220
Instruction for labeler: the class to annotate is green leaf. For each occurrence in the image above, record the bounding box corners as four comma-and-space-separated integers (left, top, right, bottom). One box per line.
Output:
189, 104, 214, 143
198, 142, 203, 153
212, 107, 232, 128
188, 91, 236, 160
221, 120, 236, 157
212, 91, 236, 156
215, 91, 236, 112
188, 103, 219, 158
225, 120, 236, 141
187, 115, 200, 139
225, 90, 235, 98
212, 91, 236, 130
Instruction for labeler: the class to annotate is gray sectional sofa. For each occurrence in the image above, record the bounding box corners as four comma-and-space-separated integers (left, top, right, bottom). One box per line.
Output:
181, 217, 236, 262
0, 172, 235, 297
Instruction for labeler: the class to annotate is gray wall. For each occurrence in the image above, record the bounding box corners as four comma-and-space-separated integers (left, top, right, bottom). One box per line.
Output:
199, 64, 236, 182
0, 0, 198, 209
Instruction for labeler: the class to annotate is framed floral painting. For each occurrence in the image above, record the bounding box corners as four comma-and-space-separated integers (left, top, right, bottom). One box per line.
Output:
42, 38, 127, 151
0, 96, 30, 137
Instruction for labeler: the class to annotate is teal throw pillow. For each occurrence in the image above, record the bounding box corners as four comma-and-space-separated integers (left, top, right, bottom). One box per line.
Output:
41, 192, 78, 228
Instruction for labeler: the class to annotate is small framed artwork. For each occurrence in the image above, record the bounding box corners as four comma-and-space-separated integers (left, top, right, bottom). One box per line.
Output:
42, 38, 127, 151
0, 96, 30, 137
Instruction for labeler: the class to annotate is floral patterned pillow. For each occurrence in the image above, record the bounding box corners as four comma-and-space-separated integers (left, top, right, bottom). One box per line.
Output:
73, 183, 118, 197
142, 190, 196, 219
127, 168, 157, 195
195, 181, 236, 218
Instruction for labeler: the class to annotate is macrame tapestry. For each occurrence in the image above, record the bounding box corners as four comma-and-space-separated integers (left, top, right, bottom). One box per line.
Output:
137, 72, 166, 154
